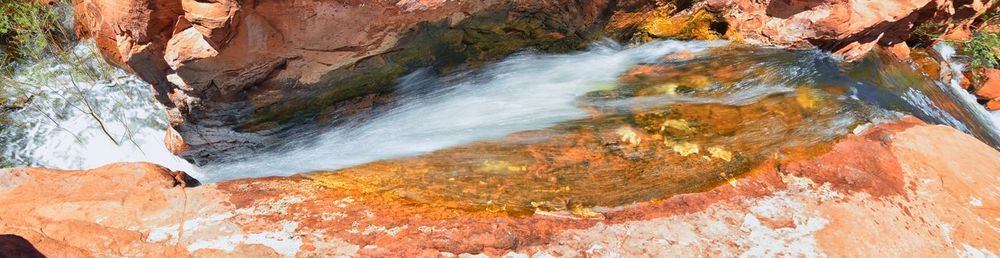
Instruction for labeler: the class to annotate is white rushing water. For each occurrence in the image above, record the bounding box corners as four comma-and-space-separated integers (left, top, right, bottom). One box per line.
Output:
201, 40, 729, 181
934, 43, 1000, 129
7, 40, 996, 183
0, 44, 200, 176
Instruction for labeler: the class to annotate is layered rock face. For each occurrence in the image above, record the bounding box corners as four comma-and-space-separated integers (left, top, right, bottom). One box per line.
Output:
71, 0, 997, 164
1, 119, 999, 256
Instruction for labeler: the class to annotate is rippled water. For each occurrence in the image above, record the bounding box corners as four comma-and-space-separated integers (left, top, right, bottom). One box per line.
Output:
202, 40, 729, 181
2, 40, 999, 189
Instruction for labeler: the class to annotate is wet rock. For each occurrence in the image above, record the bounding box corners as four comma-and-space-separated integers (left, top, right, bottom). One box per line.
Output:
986, 99, 1000, 111
885, 42, 912, 61
1, 119, 998, 256
717, 0, 994, 60
975, 68, 1000, 100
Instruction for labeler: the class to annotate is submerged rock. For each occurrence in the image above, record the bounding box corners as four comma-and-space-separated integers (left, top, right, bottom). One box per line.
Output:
1, 118, 998, 256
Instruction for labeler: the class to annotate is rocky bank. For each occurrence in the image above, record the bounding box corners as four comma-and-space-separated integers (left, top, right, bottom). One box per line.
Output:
1, 118, 999, 256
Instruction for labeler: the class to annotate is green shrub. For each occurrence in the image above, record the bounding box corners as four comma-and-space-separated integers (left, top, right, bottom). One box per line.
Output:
965, 32, 1000, 68
0, 0, 72, 73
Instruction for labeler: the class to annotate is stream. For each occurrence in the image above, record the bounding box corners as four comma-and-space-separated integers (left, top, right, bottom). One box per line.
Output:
2, 40, 999, 187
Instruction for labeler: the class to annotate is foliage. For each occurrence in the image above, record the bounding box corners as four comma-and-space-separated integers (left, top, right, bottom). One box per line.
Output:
0, 0, 72, 71
1, 0, 72, 128
963, 32, 1000, 72
912, 22, 948, 46
0, 156, 11, 168
1, 1, 139, 167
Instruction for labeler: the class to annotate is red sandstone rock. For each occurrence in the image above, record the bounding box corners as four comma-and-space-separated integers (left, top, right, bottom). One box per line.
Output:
164, 125, 190, 154
719, 0, 994, 61
961, 71, 974, 89
976, 69, 1000, 99
2, 118, 999, 256
885, 42, 912, 61
986, 99, 1000, 111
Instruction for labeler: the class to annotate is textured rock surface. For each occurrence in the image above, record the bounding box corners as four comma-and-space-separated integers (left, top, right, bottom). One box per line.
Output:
2, 119, 999, 256
976, 68, 1000, 102
716, 0, 996, 60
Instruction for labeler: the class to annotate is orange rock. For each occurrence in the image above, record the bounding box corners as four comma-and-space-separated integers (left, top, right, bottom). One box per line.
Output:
910, 48, 943, 78
960, 71, 973, 89
3, 119, 1000, 256
163, 125, 189, 155
720, 0, 994, 60
975, 69, 1000, 99
986, 99, 1000, 111
940, 25, 973, 42
884, 42, 911, 61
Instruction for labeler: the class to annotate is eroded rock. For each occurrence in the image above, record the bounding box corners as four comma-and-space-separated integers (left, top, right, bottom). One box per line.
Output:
975, 68, 1000, 100
1, 119, 998, 256
721, 0, 996, 60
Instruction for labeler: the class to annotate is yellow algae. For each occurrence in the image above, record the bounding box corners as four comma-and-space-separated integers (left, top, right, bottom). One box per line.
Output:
571, 205, 606, 220
480, 160, 528, 172
485, 200, 507, 213
682, 75, 712, 89
795, 87, 821, 109
643, 9, 723, 40
724, 28, 745, 43
665, 140, 700, 156
646, 18, 684, 38
617, 127, 642, 145
534, 186, 571, 193
643, 83, 680, 95
661, 119, 696, 133
708, 146, 733, 162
